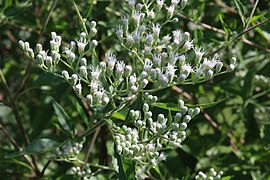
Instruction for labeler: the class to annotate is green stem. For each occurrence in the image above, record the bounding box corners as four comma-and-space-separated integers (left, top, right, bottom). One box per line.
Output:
79, 119, 106, 137
73, 0, 89, 36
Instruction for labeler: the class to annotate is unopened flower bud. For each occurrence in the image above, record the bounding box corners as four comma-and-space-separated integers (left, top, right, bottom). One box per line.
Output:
140, 79, 148, 88
51, 51, 60, 64
158, 114, 165, 123
180, 122, 187, 130
80, 58, 87, 66
80, 66, 88, 77
27, 48, 34, 58
18, 40, 25, 50
75, 83, 82, 96
175, 112, 182, 122
194, 107, 200, 116
145, 111, 152, 119
124, 65, 132, 77
36, 54, 44, 66
183, 115, 191, 123
50, 40, 59, 51
35, 43, 43, 53
143, 103, 149, 112
100, 61, 106, 70
205, 69, 214, 80
67, 52, 76, 64
216, 62, 223, 73
71, 74, 78, 86
86, 94, 93, 105
89, 40, 98, 50
136, 3, 143, 10
102, 96, 110, 105
24, 42, 30, 51
62, 70, 69, 80
90, 27, 97, 37
178, 100, 184, 109
45, 56, 53, 69
178, 74, 187, 82
181, 106, 188, 114
70, 41, 76, 52
131, 85, 138, 94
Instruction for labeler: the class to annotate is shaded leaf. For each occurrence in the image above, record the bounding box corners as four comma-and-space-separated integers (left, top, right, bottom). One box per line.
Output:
6, 138, 59, 158
152, 97, 228, 111
51, 98, 73, 136
233, 0, 246, 27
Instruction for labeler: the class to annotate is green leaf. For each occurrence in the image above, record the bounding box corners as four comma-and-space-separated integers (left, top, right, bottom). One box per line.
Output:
233, 0, 246, 27
5, 138, 59, 158
124, 159, 136, 180
51, 98, 73, 136
112, 108, 129, 121
114, 145, 127, 180
219, 14, 231, 43
152, 97, 228, 111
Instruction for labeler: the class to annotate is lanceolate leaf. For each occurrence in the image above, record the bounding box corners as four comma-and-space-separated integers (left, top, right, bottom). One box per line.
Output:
233, 0, 246, 27
5, 138, 59, 158
152, 97, 228, 111
51, 98, 73, 136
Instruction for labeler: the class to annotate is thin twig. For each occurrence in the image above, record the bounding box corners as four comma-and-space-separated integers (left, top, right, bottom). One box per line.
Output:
40, 0, 58, 39
177, 13, 226, 35
0, 20, 40, 34
215, 0, 238, 14
0, 69, 29, 145
84, 127, 101, 162
73, 0, 89, 36
41, 160, 51, 176
245, 0, 260, 30
0, 121, 36, 170
177, 13, 270, 55
208, 18, 270, 56
79, 120, 106, 138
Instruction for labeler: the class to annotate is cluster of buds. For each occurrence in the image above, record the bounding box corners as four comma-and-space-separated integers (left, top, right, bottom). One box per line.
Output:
254, 74, 270, 89
19, 32, 62, 71
55, 140, 84, 160
114, 93, 200, 170
70, 164, 92, 180
195, 168, 223, 180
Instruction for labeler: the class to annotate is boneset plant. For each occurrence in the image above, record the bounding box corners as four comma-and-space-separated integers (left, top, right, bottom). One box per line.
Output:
14, 0, 237, 179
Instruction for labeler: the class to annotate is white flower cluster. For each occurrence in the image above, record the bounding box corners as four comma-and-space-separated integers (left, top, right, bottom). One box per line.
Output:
17, 0, 236, 178
55, 140, 84, 159
114, 93, 200, 172
195, 168, 223, 180
116, 0, 236, 89
70, 164, 92, 180
19, 32, 62, 71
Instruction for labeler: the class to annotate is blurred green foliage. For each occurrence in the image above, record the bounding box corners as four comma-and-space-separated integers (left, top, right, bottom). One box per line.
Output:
0, 0, 270, 179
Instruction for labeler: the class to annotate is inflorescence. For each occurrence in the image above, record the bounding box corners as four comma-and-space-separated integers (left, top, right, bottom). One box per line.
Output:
18, 0, 232, 179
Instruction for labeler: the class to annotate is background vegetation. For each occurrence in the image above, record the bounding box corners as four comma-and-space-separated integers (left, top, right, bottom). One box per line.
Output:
0, 0, 270, 179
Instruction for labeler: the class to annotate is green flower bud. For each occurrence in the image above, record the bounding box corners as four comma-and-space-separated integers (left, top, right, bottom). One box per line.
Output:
143, 103, 149, 112
183, 115, 191, 123
62, 70, 69, 80
180, 122, 187, 130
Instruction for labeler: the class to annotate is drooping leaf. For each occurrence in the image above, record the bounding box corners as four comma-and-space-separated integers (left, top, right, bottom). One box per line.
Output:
219, 14, 231, 43
233, 0, 246, 27
152, 97, 228, 111
51, 98, 73, 137
6, 138, 59, 158
114, 145, 127, 180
